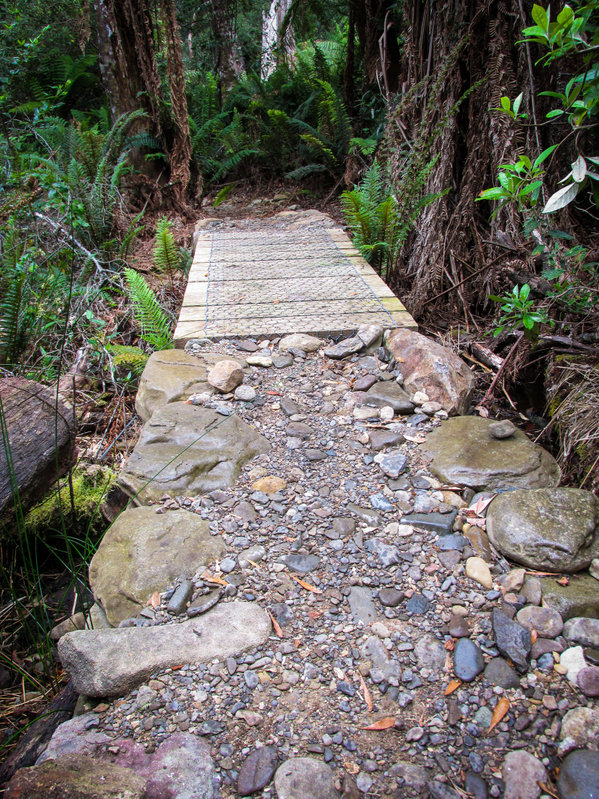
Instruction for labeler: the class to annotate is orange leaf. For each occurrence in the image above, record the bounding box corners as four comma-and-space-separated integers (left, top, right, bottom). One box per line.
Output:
171, 664, 184, 671
267, 610, 284, 638
488, 696, 510, 733
557, 576, 569, 586
445, 679, 462, 696
201, 571, 228, 587
444, 640, 455, 651
530, 628, 538, 644
147, 591, 161, 608
266, 391, 282, 396
363, 717, 396, 730
290, 574, 323, 594
358, 672, 373, 712
308, 611, 321, 619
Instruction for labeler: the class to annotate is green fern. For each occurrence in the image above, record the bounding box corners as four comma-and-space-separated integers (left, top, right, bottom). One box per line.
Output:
108, 344, 149, 375
153, 218, 179, 273
124, 268, 173, 351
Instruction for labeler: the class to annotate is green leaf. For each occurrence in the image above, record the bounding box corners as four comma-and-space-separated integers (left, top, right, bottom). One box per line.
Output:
513, 92, 523, 116
477, 187, 508, 201
531, 5, 549, 31
546, 109, 564, 118
520, 283, 530, 300
518, 180, 543, 196
543, 182, 581, 213
500, 96, 511, 112
556, 5, 574, 26
533, 145, 558, 169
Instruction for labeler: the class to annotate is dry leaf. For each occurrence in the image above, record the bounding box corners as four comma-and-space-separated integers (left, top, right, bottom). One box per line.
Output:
444, 640, 455, 651
245, 559, 260, 568
538, 783, 560, 799
363, 717, 397, 730
488, 696, 510, 733
308, 611, 321, 619
445, 679, 462, 696
147, 591, 161, 608
404, 433, 427, 444
468, 495, 495, 516
557, 576, 570, 586
266, 390, 282, 396
201, 572, 228, 587
358, 673, 373, 712
290, 574, 323, 594
267, 611, 284, 638
530, 628, 538, 644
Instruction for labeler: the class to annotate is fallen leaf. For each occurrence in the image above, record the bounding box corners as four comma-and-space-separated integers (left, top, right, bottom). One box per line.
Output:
475, 405, 490, 418
444, 640, 455, 651
266, 390, 282, 396
308, 610, 321, 619
290, 574, 323, 594
245, 559, 260, 568
538, 784, 560, 799
358, 672, 373, 712
147, 591, 161, 608
530, 628, 538, 644
171, 664, 184, 671
468, 495, 495, 516
201, 571, 228, 587
363, 717, 396, 730
557, 576, 570, 586
267, 611, 284, 638
404, 433, 427, 444
488, 696, 510, 733
445, 679, 462, 696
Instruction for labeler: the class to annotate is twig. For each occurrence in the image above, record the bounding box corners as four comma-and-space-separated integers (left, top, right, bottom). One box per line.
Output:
480, 332, 524, 406
421, 254, 504, 306
34, 213, 104, 274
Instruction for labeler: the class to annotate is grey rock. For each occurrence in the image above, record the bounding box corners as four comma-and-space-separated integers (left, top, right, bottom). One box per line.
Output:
389, 761, 430, 791
167, 579, 194, 615
135, 349, 219, 422
236, 339, 259, 352
368, 429, 405, 451
279, 334, 323, 353
280, 397, 300, 416
401, 510, 457, 535
347, 503, 380, 525
465, 772, 488, 799
117, 403, 270, 502
89, 507, 225, 626
286, 421, 314, 439
561, 707, 599, 749
564, 617, 599, 648
541, 574, 599, 620
454, 638, 484, 681
270, 603, 294, 627
357, 323, 384, 348
521, 576, 542, 606
233, 501, 257, 523
502, 750, 547, 799
364, 382, 415, 413
235, 385, 257, 402
484, 657, 520, 689
354, 374, 377, 392
238, 746, 278, 795
492, 608, 531, 672
274, 757, 339, 799
37, 713, 112, 762
332, 517, 355, 535
348, 587, 377, 624
376, 451, 407, 479
428, 781, 462, 799
414, 633, 446, 673
272, 354, 293, 368
516, 606, 563, 638
187, 590, 223, 617
423, 416, 560, 491
305, 448, 327, 461
407, 594, 430, 615
378, 588, 404, 607
386, 328, 475, 415
448, 614, 470, 638
558, 750, 599, 799
278, 554, 320, 574
58, 601, 271, 697
489, 419, 516, 439
578, 666, 599, 697
207, 359, 244, 393
324, 336, 364, 360
436, 534, 468, 551
145, 733, 218, 799
487, 488, 599, 572
245, 355, 272, 367
369, 492, 394, 512
365, 539, 399, 567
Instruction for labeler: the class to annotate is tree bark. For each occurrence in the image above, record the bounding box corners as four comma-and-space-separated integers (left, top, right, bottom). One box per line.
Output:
261, 0, 295, 80
208, 0, 244, 89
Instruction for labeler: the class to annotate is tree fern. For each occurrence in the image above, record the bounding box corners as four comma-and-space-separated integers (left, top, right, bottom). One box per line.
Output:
124, 268, 173, 351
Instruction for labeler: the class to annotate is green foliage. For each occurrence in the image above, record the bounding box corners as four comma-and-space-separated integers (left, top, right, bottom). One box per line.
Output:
153, 217, 179, 274
124, 268, 173, 352
489, 283, 552, 341
108, 344, 149, 376
477, 146, 558, 214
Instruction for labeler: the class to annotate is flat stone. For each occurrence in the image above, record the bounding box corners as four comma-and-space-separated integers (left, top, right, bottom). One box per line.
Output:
236, 339, 259, 352
487, 488, 598, 572
246, 355, 272, 367
279, 334, 323, 353
272, 354, 293, 368
348, 503, 380, 526
378, 588, 404, 607
484, 657, 520, 689
375, 451, 407, 479
516, 606, 563, 638
561, 706, 599, 748
274, 757, 339, 799
89, 507, 225, 626
423, 416, 560, 491
541, 574, 599, 620
357, 323, 384, 348
489, 419, 517, 439
463, 526, 493, 560
437, 534, 468, 551
368, 429, 405, 451
305, 448, 327, 461
492, 608, 531, 672
386, 328, 475, 415
502, 750, 547, 799
207, 359, 244, 393
521, 576, 542, 606
454, 638, 485, 681
324, 336, 364, 360
401, 510, 457, 535
280, 398, 300, 416
407, 594, 430, 615
578, 666, 599, 697
278, 554, 320, 574
58, 601, 271, 697
414, 633, 447, 673
558, 750, 599, 799
564, 617, 599, 648
117, 403, 269, 503
286, 421, 314, 439
348, 587, 377, 624
233, 501, 257, 523
144, 733, 218, 799
332, 518, 355, 535
364, 382, 415, 414
561, 646, 588, 684
238, 746, 278, 795
135, 349, 220, 422
354, 374, 378, 392
235, 385, 257, 402
465, 557, 493, 589
4, 755, 147, 799
187, 590, 223, 617
448, 614, 470, 638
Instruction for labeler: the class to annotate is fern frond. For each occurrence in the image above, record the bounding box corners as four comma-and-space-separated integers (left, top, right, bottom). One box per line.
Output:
108, 344, 148, 375
153, 218, 179, 273
124, 268, 173, 351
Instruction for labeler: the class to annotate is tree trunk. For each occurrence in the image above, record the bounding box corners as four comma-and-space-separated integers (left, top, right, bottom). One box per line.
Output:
208, 0, 244, 90
261, 0, 295, 80
383, 0, 537, 319
353, 0, 401, 96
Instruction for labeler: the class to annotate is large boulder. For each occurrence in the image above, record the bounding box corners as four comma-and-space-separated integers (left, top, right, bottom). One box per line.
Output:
135, 349, 222, 423
385, 328, 475, 415
422, 416, 560, 491
0, 377, 76, 525
58, 601, 271, 697
487, 488, 599, 573
88, 506, 225, 626
117, 402, 269, 503
541, 574, 599, 621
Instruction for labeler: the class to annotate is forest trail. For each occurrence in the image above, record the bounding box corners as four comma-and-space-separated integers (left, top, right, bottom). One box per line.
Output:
174, 211, 416, 344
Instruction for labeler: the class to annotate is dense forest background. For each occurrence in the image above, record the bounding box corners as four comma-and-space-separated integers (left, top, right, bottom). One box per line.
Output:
0, 0, 597, 751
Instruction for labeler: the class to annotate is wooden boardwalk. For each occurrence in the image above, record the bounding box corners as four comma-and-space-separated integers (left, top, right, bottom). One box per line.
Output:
174, 211, 416, 344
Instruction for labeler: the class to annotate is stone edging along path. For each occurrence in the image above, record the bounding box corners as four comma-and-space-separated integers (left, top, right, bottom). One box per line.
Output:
5, 213, 599, 799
